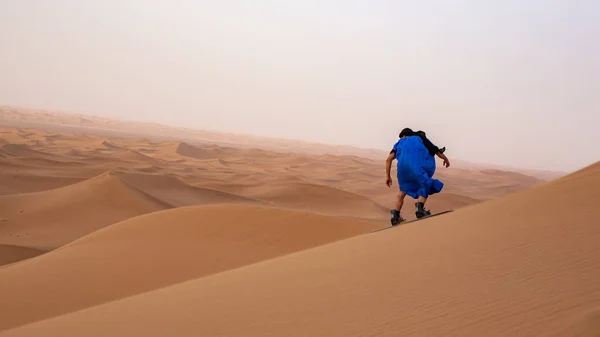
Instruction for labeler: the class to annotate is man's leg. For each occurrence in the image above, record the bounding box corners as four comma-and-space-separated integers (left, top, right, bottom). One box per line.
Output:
391, 191, 406, 226
396, 191, 407, 210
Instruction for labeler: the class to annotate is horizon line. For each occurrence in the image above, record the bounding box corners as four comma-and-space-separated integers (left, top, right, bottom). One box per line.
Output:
0, 103, 571, 175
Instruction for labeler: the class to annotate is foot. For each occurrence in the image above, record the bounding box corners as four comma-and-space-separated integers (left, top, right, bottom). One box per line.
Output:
390, 210, 405, 226
415, 202, 432, 219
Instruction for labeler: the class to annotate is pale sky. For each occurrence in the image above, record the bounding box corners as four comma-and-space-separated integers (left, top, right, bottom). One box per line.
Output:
0, 1, 598, 172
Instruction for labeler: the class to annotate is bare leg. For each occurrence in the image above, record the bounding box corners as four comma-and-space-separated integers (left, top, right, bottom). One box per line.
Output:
396, 191, 406, 211
391, 191, 406, 225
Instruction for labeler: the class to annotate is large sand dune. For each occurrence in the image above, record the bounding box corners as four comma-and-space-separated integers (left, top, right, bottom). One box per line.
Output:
0, 108, 582, 336
0, 171, 168, 250
1, 161, 597, 337
0, 204, 379, 331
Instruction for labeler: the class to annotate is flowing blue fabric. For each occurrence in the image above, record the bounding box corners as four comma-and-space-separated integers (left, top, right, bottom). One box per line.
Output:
392, 135, 444, 199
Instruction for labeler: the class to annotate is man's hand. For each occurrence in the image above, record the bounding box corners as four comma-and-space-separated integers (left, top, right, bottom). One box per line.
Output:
386, 176, 393, 187
436, 151, 450, 168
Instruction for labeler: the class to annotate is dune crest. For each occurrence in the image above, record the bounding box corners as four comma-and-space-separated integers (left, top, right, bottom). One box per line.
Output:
0, 245, 46, 267
0, 173, 85, 195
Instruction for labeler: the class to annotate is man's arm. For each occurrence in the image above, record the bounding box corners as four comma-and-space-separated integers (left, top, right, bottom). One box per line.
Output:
385, 150, 395, 186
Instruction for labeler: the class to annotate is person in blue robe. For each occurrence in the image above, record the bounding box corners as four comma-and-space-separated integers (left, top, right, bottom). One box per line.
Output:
385, 128, 451, 225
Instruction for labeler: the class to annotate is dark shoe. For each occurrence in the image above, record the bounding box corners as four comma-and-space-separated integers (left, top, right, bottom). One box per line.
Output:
415, 202, 431, 219
390, 210, 405, 226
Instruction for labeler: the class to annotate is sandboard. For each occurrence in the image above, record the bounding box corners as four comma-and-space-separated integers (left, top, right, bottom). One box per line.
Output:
367, 209, 454, 233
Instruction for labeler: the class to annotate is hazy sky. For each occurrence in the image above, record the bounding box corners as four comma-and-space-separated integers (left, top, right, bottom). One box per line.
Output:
1, 1, 598, 172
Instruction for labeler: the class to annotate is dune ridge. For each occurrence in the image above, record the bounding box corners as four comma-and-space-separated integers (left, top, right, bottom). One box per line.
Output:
0, 161, 597, 336
0, 245, 46, 267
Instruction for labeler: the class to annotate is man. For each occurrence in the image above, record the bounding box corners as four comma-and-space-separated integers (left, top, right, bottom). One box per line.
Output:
385, 128, 450, 225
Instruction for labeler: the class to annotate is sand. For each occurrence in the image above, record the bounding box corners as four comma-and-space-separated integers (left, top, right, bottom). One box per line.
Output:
0, 204, 380, 331
0, 245, 45, 267
1, 107, 595, 336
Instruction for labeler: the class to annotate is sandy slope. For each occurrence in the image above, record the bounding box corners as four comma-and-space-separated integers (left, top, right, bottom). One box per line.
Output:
119, 172, 260, 207
231, 181, 390, 219
0, 171, 168, 250
1, 162, 597, 336
0, 204, 379, 331
0, 170, 265, 250
0, 173, 85, 195
0, 245, 45, 267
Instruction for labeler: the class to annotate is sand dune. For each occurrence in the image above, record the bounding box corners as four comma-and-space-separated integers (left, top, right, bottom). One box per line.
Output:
0, 170, 267, 251
371, 191, 482, 217
0, 204, 379, 332
119, 172, 261, 207
0, 173, 85, 195
0, 171, 168, 250
437, 167, 547, 200
0, 143, 82, 165
240, 182, 390, 219
174, 141, 228, 159
0, 245, 45, 267
1, 162, 597, 336
99, 140, 165, 164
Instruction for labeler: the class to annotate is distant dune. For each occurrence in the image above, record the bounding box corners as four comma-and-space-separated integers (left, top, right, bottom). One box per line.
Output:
0, 105, 568, 179
174, 141, 228, 160
0, 107, 589, 336
119, 172, 262, 207
238, 181, 390, 219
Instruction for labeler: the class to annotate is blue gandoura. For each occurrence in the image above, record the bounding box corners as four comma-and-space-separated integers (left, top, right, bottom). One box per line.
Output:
386, 128, 451, 226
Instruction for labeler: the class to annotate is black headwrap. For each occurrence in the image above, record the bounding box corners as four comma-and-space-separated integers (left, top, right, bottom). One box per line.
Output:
398, 128, 442, 156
